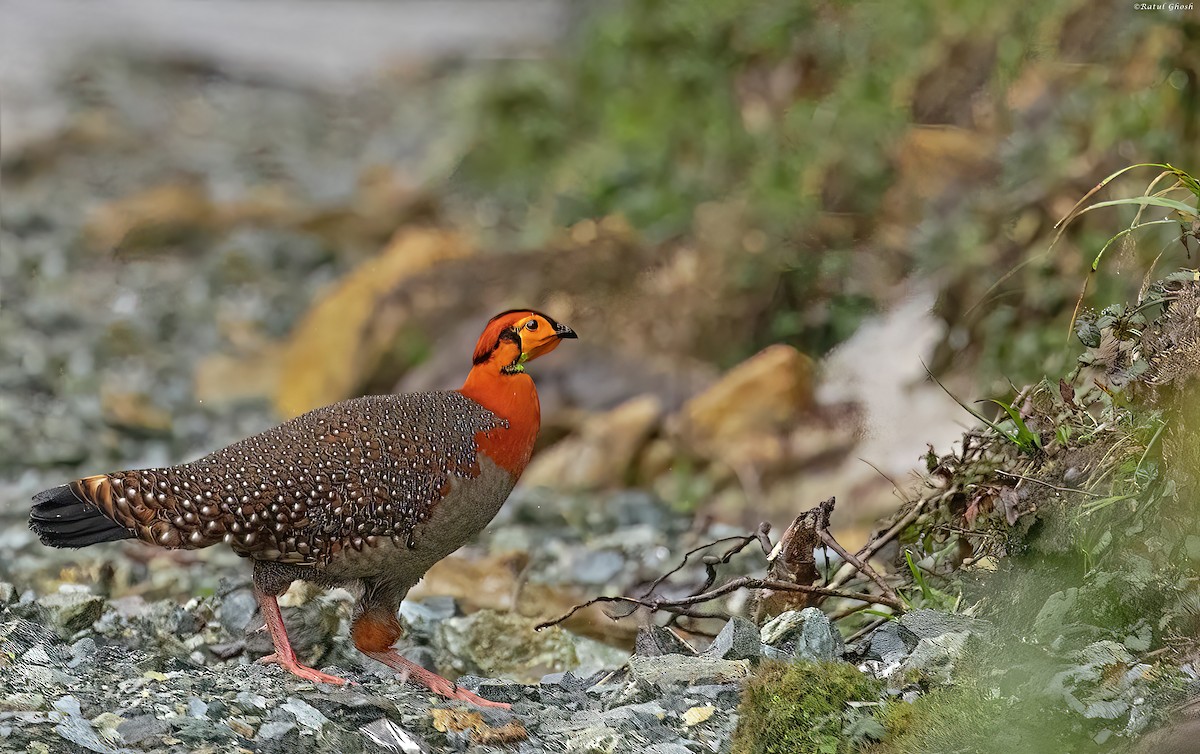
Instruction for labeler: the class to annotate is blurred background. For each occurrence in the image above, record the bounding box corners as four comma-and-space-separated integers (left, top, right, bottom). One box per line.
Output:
1, 0, 1198, 648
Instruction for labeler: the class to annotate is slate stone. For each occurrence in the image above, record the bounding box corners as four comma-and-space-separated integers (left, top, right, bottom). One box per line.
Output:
685, 684, 742, 706
474, 679, 530, 705
37, 593, 104, 638
359, 718, 429, 754
899, 609, 987, 640
636, 624, 697, 657
865, 622, 920, 664
896, 632, 970, 682
117, 714, 170, 745
540, 671, 589, 691
219, 589, 260, 635
628, 655, 751, 691
704, 617, 763, 661
760, 608, 844, 662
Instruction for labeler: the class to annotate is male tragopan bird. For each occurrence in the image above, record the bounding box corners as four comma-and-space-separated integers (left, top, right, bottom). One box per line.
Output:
29, 309, 576, 708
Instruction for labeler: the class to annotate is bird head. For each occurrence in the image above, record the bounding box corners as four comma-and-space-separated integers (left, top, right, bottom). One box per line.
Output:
472, 309, 577, 372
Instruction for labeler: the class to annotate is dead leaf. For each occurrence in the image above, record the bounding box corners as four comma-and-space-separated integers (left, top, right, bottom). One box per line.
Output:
431, 708, 482, 734
473, 721, 528, 745
430, 708, 527, 744
1000, 486, 1021, 526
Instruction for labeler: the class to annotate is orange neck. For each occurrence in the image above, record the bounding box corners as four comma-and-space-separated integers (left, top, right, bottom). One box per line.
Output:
458, 356, 540, 478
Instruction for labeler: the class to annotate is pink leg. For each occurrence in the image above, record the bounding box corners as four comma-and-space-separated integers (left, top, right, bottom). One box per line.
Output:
254, 589, 350, 685
361, 649, 511, 709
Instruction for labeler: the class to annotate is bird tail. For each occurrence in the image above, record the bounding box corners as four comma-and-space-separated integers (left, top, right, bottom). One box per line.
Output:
29, 476, 135, 548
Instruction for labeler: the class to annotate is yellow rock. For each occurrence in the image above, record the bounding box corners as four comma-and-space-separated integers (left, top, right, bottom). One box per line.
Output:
676, 344, 812, 450
682, 704, 716, 727
522, 395, 663, 490
101, 390, 172, 434
84, 181, 216, 254
194, 349, 282, 407
274, 228, 473, 417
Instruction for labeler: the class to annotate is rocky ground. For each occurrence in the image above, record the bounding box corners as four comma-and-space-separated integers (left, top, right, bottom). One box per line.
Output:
4, 9, 1199, 754
0, 566, 993, 754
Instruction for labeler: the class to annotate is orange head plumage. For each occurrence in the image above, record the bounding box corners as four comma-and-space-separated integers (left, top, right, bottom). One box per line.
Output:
460, 309, 577, 475
470, 309, 577, 370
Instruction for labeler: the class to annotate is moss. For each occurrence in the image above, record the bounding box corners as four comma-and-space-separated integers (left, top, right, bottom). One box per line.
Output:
731, 660, 882, 754
873, 687, 993, 754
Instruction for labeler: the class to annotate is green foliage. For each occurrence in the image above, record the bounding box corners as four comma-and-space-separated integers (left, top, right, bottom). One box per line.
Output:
875, 686, 993, 754
897, 550, 960, 612
1052, 163, 1200, 337
732, 660, 884, 754
869, 267, 1200, 752
449, 0, 1197, 381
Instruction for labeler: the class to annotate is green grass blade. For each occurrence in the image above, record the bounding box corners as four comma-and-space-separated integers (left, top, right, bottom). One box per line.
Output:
1090, 218, 1179, 270
1077, 195, 1199, 218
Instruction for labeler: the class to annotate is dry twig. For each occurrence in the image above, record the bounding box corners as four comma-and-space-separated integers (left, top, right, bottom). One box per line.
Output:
535, 497, 905, 633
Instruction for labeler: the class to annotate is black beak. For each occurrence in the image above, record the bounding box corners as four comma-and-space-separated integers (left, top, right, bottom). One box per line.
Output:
554, 322, 578, 339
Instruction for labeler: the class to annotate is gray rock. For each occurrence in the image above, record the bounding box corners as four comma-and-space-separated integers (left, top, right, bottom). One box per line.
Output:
628, 655, 750, 691
570, 549, 626, 585
116, 715, 169, 745
899, 609, 986, 640
1, 619, 66, 665
646, 744, 696, 754
540, 671, 587, 690
174, 718, 233, 746
219, 588, 260, 635
235, 691, 270, 711
359, 718, 429, 753
636, 624, 697, 657
704, 617, 762, 661
0, 693, 46, 712
68, 638, 96, 668
256, 721, 296, 741
474, 678, 529, 705
865, 622, 919, 664
895, 632, 970, 683
601, 700, 667, 727
187, 698, 209, 718
398, 646, 438, 674
685, 684, 741, 705
1034, 588, 1078, 642
760, 608, 843, 662
281, 697, 329, 732
51, 695, 82, 718
0, 582, 15, 605
399, 596, 457, 641
54, 716, 114, 754
38, 592, 105, 637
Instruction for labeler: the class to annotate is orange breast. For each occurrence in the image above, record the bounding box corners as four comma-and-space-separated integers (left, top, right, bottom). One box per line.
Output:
458, 372, 540, 478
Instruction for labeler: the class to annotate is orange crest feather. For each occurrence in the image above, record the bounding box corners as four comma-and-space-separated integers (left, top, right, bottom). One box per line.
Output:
471, 310, 533, 364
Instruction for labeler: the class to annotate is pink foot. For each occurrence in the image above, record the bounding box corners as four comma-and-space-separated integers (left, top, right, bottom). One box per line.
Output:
362, 649, 512, 709
258, 652, 351, 685
252, 588, 351, 686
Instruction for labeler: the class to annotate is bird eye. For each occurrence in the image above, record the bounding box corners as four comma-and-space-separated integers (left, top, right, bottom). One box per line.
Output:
525, 320, 539, 331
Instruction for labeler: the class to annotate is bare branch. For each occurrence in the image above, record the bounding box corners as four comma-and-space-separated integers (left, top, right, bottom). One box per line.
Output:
535, 577, 903, 631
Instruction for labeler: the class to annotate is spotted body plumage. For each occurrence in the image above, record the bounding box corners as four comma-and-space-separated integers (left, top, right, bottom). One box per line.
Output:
98, 392, 505, 565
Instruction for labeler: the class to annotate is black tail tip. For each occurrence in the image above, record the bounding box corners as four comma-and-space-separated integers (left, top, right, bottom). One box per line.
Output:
29, 483, 133, 549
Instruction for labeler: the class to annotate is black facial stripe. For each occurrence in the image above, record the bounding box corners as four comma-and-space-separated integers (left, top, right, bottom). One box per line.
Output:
498, 328, 522, 346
